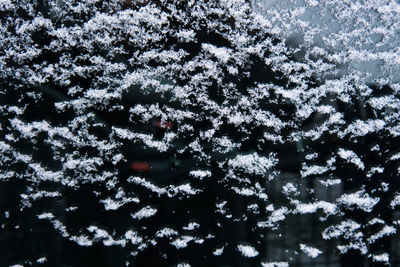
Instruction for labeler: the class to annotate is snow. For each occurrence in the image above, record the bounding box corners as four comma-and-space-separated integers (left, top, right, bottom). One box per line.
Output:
367, 225, 396, 244
319, 179, 341, 187
171, 236, 194, 249
131, 206, 158, 220
390, 193, 400, 208
282, 182, 299, 196
189, 170, 211, 180
213, 245, 225, 256
372, 253, 390, 263
262, 262, 289, 267
202, 44, 232, 64
337, 190, 380, 212
322, 219, 362, 240
340, 119, 385, 138
299, 244, 322, 258
37, 213, 55, 220
300, 164, 329, 178
295, 201, 337, 216
36, 257, 47, 264
101, 196, 140, 211
172, 184, 202, 196
337, 148, 365, 170
156, 228, 178, 238
258, 207, 288, 229
125, 230, 143, 245
237, 244, 259, 258
182, 222, 200, 231
87, 226, 126, 247
1, 0, 400, 265
128, 176, 167, 195
228, 152, 277, 176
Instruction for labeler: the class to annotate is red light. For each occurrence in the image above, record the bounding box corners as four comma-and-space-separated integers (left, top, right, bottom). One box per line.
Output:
130, 161, 151, 172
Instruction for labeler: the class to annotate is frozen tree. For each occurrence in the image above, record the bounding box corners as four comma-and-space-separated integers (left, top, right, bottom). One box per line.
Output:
0, 0, 399, 266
